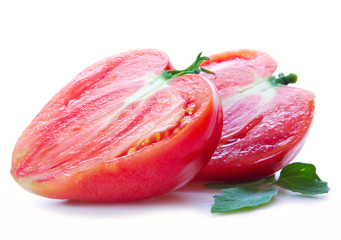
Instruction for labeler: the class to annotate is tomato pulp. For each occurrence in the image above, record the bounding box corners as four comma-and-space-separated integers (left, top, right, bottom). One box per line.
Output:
11, 50, 223, 201
195, 50, 315, 181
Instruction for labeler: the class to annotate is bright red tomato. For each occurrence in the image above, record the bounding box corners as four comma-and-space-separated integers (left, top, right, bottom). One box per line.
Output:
11, 49, 223, 201
195, 50, 315, 181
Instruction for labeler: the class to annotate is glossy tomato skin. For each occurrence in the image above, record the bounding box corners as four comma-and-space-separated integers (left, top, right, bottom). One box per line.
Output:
11, 49, 222, 201
195, 50, 315, 181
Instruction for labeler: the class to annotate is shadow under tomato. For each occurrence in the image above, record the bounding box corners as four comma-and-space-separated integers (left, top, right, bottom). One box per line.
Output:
38, 182, 220, 217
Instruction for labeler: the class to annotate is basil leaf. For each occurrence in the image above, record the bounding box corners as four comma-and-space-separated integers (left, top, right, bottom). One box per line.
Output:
275, 162, 330, 195
211, 187, 278, 213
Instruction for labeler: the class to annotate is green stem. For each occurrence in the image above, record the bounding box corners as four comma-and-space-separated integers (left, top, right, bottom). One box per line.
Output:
269, 73, 298, 86
161, 52, 215, 81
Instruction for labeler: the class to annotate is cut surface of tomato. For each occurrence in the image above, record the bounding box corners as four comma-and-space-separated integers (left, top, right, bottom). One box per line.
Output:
11, 50, 223, 201
195, 50, 315, 181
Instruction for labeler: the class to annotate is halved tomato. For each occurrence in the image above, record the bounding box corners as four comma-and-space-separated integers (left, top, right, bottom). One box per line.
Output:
11, 49, 223, 201
195, 50, 315, 181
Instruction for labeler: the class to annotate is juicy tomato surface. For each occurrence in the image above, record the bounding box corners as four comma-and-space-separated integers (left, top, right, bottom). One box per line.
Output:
11, 49, 223, 201
195, 50, 315, 181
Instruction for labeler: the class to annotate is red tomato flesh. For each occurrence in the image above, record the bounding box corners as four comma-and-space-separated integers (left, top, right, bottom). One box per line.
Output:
11, 49, 223, 201
195, 50, 315, 181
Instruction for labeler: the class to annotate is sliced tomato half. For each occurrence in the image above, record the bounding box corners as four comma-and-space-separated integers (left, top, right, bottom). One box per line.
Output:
11, 49, 223, 201
195, 50, 315, 181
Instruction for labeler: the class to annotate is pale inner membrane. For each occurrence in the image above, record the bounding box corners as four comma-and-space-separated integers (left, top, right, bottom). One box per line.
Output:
223, 77, 276, 109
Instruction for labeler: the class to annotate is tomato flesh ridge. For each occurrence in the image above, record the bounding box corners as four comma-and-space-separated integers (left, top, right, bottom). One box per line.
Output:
124, 102, 197, 157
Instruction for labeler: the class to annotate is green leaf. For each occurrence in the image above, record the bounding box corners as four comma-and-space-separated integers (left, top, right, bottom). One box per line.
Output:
211, 187, 278, 213
275, 162, 330, 195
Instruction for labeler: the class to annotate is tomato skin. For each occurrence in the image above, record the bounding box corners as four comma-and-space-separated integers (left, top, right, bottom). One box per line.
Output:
11, 50, 223, 201
195, 50, 315, 181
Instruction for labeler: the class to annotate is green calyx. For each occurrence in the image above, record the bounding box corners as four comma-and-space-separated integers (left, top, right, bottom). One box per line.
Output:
161, 52, 215, 81
268, 73, 297, 86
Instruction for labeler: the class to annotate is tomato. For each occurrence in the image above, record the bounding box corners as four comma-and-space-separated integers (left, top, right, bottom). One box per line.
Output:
195, 50, 315, 181
11, 49, 223, 201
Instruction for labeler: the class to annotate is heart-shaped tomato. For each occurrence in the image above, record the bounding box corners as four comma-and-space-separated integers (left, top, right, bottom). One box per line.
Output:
196, 50, 314, 181
11, 50, 223, 201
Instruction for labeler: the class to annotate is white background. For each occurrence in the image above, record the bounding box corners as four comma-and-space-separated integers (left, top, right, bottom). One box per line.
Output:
1, 0, 340, 239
